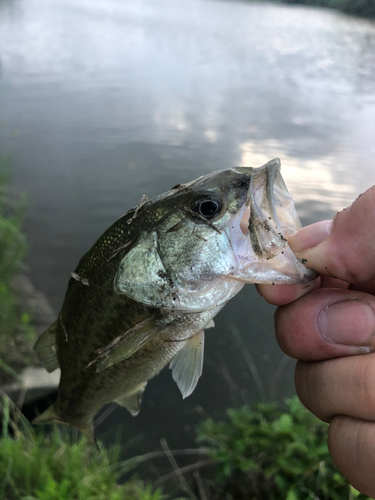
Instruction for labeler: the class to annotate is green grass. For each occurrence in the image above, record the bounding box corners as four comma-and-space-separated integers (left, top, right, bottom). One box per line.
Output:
0, 397, 168, 500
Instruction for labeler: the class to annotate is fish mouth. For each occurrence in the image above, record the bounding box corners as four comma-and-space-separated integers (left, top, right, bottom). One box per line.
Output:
230, 159, 318, 284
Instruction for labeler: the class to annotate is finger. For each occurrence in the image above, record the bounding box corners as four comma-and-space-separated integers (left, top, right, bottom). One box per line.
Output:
256, 277, 321, 305
256, 276, 348, 306
275, 288, 375, 360
320, 275, 349, 289
328, 416, 375, 498
295, 353, 375, 423
350, 279, 375, 296
289, 186, 375, 283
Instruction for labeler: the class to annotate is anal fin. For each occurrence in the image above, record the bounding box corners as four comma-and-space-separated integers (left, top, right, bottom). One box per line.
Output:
33, 321, 59, 372
169, 330, 205, 399
116, 383, 147, 416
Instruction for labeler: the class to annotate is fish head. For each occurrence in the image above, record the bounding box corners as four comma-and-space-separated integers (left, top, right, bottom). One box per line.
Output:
114, 158, 317, 311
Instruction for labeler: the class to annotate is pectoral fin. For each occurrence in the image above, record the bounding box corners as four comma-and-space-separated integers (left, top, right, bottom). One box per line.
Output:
88, 316, 158, 373
33, 321, 59, 372
116, 383, 147, 416
169, 330, 205, 399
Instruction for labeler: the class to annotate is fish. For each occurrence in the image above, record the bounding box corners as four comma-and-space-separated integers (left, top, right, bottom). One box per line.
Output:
33, 158, 316, 442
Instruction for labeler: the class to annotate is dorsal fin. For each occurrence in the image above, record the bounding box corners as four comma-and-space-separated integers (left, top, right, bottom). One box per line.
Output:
116, 382, 147, 416
169, 330, 205, 399
33, 321, 59, 372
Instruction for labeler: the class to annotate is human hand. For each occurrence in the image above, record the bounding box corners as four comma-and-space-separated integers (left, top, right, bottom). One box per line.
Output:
257, 186, 375, 497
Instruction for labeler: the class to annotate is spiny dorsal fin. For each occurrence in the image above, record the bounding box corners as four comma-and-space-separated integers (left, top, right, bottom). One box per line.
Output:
116, 382, 147, 416
33, 321, 59, 372
169, 330, 205, 399
87, 316, 158, 373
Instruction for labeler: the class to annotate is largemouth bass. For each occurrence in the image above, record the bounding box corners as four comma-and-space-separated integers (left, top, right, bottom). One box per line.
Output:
33, 159, 316, 442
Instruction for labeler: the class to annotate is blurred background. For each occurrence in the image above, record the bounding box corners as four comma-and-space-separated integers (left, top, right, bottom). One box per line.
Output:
0, 0, 375, 474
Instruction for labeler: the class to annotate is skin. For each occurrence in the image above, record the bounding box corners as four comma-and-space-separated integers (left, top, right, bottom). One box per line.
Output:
257, 185, 375, 497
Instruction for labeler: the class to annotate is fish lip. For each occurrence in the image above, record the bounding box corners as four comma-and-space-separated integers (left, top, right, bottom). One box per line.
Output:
247, 158, 289, 259
232, 158, 318, 283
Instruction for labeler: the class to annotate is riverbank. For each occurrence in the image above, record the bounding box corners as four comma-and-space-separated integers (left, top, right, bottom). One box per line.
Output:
274, 0, 375, 19
0, 165, 59, 403
0, 168, 37, 385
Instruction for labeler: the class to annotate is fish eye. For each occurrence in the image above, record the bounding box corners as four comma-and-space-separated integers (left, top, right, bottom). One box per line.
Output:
191, 193, 222, 220
199, 200, 219, 217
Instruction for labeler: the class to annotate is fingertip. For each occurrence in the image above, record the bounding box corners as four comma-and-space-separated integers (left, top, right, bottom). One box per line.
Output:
292, 187, 375, 283
288, 220, 332, 253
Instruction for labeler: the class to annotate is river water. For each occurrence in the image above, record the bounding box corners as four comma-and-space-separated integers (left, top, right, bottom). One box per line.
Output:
1, 0, 375, 457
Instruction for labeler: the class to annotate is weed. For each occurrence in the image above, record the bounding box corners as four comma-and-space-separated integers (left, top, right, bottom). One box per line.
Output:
0, 396, 168, 500
196, 397, 369, 500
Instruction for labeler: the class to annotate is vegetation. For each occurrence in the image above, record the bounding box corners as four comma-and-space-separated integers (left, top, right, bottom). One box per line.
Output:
0, 395, 369, 500
196, 397, 369, 500
0, 158, 37, 384
274, 0, 375, 18
0, 397, 168, 500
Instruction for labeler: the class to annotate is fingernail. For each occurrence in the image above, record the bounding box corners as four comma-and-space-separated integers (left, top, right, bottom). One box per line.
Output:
288, 220, 332, 253
319, 300, 375, 346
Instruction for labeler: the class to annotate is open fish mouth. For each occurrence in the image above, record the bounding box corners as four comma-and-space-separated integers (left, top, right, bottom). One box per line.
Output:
230, 158, 318, 284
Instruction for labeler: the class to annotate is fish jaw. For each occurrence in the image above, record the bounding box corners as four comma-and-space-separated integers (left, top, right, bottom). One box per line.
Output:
229, 158, 318, 284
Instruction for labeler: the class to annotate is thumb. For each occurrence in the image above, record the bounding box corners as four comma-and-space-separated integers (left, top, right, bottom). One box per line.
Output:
289, 186, 375, 284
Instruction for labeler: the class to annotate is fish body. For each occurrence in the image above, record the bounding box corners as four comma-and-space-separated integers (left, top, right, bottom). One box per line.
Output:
33, 159, 316, 440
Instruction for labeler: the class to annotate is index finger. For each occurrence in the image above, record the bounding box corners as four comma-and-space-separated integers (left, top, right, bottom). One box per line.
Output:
290, 186, 375, 283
